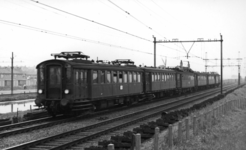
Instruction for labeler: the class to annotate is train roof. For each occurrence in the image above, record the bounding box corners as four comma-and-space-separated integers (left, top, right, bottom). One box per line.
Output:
141, 67, 176, 73
37, 52, 220, 76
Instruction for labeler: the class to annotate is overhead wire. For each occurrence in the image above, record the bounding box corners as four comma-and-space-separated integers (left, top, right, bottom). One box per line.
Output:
28, 0, 187, 54
107, 0, 165, 39
29, 0, 151, 43
0, 19, 180, 60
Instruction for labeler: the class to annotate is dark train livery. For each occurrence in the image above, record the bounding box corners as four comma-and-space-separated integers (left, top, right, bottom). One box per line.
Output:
35, 51, 220, 116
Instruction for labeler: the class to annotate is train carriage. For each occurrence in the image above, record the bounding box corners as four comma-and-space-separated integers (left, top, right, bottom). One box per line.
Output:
35, 52, 144, 115
208, 72, 220, 87
143, 68, 176, 91
35, 51, 220, 116
170, 66, 196, 93
196, 72, 208, 89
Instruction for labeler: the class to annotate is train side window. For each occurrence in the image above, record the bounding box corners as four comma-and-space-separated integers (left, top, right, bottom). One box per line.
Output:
101, 70, 105, 84
84, 70, 87, 83
113, 71, 117, 83
123, 71, 127, 83
133, 72, 137, 82
76, 71, 79, 83
80, 70, 84, 83
155, 73, 157, 82
152, 73, 154, 82
157, 73, 160, 81
119, 71, 123, 83
161, 74, 164, 82
129, 72, 132, 83
106, 71, 111, 83
92, 70, 98, 84
137, 72, 141, 82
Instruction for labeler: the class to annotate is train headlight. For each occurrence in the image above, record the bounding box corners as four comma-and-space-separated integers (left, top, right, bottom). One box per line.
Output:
64, 89, 69, 94
38, 89, 43, 94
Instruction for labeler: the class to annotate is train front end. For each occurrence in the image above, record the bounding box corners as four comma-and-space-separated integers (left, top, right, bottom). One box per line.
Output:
35, 59, 72, 116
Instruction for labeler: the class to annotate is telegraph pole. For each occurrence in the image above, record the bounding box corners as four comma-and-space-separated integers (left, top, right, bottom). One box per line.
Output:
11, 52, 14, 95
220, 34, 223, 95
153, 36, 156, 67
205, 52, 207, 72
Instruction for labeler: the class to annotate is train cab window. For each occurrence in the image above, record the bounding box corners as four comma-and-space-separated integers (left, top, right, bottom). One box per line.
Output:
65, 64, 71, 81
119, 71, 123, 83
123, 71, 127, 83
113, 71, 117, 83
49, 67, 61, 86
129, 72, 132, 83
101, 70, 105, 84
106, 71, 111, 83
92, 70, 98, 84
133, 72, 137, 82
137, 72, 141, 82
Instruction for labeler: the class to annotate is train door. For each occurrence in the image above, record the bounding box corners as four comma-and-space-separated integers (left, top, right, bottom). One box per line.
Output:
47, 65, 62, 99
80, 70, 88, 99
195, 74, 198, 88
145, 72, 151, 92
176, 73, 181, 88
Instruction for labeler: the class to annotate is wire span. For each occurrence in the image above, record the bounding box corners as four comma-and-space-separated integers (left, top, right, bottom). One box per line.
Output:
29, 0, 151, 43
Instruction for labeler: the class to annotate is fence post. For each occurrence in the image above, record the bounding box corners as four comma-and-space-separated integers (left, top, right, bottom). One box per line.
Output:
108, 144, 114, 150
11, 104, 14, 113
178, 121, 182, 145
154, 127, 159, 150
135, 133, 141, 150
168, 124, 173, 148
204, 112, 208, 130
193, 116, 196, 136
221, 103, 225, 116
185, 118, 189, 141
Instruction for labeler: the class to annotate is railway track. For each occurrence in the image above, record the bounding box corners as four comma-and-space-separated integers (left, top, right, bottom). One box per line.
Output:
0, 84, 231, 138
4, 84, 240, 150
0, 85, 224, 137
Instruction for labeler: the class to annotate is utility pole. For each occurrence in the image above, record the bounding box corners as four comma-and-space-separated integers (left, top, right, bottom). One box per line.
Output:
153, 36, 156, 67
205, 52, 207, 72
11, 52, 14, 95
220, 34, 223, 95
238, 51, 241, 85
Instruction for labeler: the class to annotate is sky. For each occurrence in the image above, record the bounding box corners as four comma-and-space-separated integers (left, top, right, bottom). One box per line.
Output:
0, 0, 245, 79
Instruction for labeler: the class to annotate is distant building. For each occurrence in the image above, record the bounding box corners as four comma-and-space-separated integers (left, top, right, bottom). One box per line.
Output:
0, 67, 36, 87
